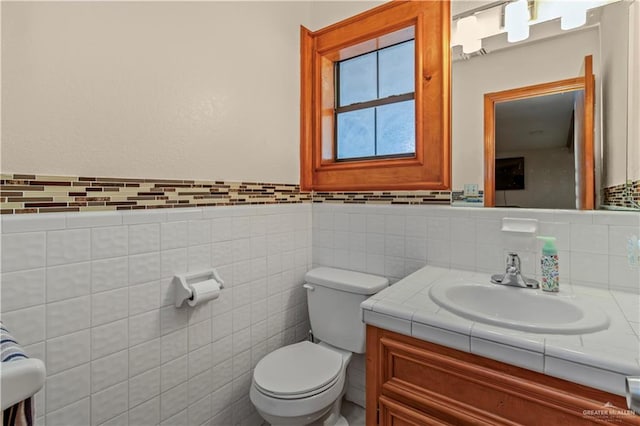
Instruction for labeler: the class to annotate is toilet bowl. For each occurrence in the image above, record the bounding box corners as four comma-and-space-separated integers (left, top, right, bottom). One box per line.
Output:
250, 341, 352, 426
249, 267, 388, 426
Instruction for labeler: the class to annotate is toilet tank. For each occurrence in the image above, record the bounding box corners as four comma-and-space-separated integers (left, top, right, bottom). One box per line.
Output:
304, 267, 388, 354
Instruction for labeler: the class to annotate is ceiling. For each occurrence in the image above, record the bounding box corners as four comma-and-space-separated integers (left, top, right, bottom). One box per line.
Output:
495, 91, 578, 152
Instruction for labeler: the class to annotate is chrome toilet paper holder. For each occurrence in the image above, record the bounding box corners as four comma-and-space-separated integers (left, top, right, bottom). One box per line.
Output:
174, 269, 224, 308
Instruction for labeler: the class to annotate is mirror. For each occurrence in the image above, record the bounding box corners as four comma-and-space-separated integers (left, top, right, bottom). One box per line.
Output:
451, 0, 639, 210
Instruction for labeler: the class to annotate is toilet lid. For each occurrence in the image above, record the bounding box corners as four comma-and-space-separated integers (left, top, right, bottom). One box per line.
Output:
253, 341, 343, 397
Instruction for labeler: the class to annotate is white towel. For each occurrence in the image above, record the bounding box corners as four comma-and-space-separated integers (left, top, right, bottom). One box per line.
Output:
1, 322, 34, 426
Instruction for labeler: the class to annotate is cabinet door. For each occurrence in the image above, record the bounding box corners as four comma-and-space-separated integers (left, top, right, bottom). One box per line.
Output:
379, 396, 448, 426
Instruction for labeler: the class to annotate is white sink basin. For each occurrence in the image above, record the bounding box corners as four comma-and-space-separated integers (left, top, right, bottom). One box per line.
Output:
429, 280, 610, 334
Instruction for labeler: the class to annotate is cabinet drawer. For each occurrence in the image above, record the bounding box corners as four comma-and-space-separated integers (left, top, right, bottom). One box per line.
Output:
379, 395, 448, 426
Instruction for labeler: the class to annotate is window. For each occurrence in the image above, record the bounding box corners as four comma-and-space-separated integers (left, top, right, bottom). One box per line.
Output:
300, 1, 451, 191
336, 40, 415, 160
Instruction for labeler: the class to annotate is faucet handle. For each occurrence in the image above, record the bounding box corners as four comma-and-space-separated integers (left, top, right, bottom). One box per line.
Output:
506, 252, 521, 273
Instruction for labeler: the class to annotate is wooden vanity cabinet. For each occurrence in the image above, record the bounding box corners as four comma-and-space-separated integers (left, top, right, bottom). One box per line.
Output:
366, 326, 639, 425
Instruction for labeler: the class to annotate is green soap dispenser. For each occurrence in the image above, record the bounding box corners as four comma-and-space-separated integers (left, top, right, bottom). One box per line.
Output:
537, 236, 559, 292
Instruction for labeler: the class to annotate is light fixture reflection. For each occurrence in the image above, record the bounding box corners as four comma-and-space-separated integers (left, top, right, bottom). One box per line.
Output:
457, 15, 482, 53
561, 1, 587, 30
505, 0, 530, 43
462, 38, 482, 54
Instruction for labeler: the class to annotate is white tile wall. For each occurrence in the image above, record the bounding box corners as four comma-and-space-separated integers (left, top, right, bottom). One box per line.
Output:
2, 201, 637, 425
1, 204, 311, 426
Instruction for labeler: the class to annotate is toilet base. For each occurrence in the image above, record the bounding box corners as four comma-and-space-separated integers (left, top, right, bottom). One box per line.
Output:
333, 415, 349, 426
268, 399, 348, 426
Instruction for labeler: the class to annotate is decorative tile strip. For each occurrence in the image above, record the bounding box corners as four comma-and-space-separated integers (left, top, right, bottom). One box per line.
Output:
602, 180, 640, 209
1, 174, 454, 214
0, 174, 312, 214
312, 190, 451, 205
451, 189, 484, 206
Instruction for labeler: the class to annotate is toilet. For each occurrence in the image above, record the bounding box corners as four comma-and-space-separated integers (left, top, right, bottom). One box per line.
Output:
250, 267, 388, 425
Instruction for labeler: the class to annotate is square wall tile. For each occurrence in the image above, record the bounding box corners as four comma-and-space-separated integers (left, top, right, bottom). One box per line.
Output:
45, 397, 90, 426
161, 221, 188, 250
129, 338, 161, 378
129, 310, 161, 346
46, 262, 91, 303
570, 223, 609, 254
46, 363, 91, 413
47, 229, 91, 266
46, 296, 90, 338
129, 252, 161, 285
92, 288, 129, 326
162, 355, 188, 392
92, 226, 128, 260
2, 305, 46, 346
92, 319, 128, 360
1, 269, 45, 312
91, 381, 129, 426
128, 396, 159, 426
129, 281, 161, 316
160, 382, 188, 421
91, 349, 128, 393
2, 232, 46, 272
92, 257, 128, 293
130, 367, 161, 409
570, 252, 609, 286
46, 330, 90, 375
129, 223, 160, 255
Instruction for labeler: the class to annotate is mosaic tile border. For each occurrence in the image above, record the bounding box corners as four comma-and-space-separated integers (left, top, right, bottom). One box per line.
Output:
602, 180, 640, 209
0, 174, 311, 214
0, 174, 454, 214
312, 190, 451, 205
451, 189, 484, 206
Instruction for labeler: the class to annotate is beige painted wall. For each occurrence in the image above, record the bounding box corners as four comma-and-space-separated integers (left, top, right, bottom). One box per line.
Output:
452, 28, 600, 191
629, 0, 640, 182
600, 0, 632, 187
308, 0, 383, 30
1, 1, 312, 183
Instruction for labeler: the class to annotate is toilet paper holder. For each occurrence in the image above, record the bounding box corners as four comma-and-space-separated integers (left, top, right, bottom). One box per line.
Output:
174, 269, 225, 308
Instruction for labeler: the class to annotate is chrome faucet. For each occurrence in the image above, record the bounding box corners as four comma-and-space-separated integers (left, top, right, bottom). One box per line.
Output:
491, 253, 539, 289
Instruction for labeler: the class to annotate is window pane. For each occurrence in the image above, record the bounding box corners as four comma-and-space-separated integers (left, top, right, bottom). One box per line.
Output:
339, 53, 377, 106
337, 108, 375, 159
379, 40, 414, 98
376, 100, 415, 156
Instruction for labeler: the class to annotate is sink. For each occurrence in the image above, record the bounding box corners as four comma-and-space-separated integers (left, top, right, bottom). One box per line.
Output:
429, 280, 610, 334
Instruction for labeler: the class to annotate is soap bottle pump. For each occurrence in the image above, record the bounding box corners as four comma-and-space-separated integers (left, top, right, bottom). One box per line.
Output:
537, 236, 559, 292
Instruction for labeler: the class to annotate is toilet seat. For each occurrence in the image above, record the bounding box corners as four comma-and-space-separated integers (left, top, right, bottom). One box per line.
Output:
253, 341, 343, 400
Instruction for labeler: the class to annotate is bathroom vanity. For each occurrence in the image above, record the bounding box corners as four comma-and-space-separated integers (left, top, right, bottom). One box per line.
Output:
362, 266, 640, 425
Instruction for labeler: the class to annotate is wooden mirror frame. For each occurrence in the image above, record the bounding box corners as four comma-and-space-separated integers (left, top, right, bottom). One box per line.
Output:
483, 55, 594, 209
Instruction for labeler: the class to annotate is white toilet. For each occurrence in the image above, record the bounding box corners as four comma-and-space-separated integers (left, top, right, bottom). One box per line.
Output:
250, 267, 388, 426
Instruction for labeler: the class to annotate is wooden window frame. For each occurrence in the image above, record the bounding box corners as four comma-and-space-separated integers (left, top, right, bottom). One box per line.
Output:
300, 0, 451, 191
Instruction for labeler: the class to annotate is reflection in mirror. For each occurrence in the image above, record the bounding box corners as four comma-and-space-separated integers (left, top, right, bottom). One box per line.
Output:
451, 0, 639, 210
494, 91, 583, 209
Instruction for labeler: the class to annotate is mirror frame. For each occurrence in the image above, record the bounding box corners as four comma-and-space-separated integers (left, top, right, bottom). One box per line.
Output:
483, 55, 595, 209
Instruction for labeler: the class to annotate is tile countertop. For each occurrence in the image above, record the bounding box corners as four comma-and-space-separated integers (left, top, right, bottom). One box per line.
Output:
360, 266, 640, 397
